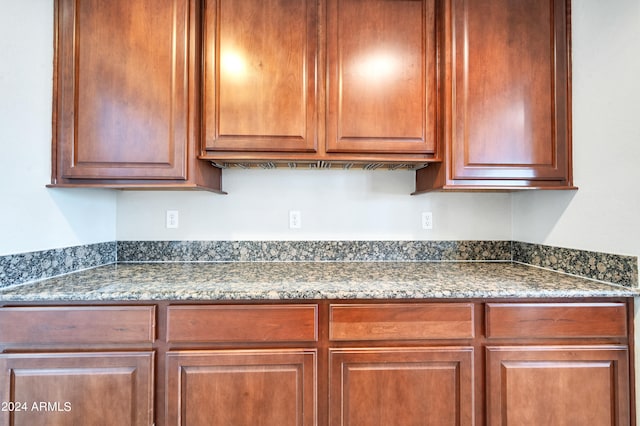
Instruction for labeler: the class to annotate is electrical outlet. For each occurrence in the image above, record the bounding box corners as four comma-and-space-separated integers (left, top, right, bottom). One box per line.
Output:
289, 210, 302, 229
166, 210, 179, 229
421, 212, 433, 230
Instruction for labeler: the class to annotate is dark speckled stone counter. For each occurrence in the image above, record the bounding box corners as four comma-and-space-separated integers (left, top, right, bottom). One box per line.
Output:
0, 261, 635, 302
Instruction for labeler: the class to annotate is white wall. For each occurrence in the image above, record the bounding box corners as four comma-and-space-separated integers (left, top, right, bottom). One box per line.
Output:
512, 0, 640, 261
0, 0, 116, 256
117, 170, 512, 241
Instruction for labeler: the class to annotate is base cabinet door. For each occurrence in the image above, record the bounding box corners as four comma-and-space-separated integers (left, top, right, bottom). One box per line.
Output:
166, 349, 317, 426
0, 352, 154, 426
329, 347, 474, 425
486, 346, 630, 426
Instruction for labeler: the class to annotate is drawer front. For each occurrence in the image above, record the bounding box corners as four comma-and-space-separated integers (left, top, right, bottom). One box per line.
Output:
329, 303, 475, 341
167, 305, 318, 343
485, 303, 628, 339
0, 306, 156, 346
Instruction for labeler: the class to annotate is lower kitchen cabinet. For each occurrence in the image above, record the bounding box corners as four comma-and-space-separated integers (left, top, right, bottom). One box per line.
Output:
0, 300, 633, 425
165, 349, 317, 426
0, 305, 156, 426
329, 347, 474, 425
486, 346, 630, 426
0, 352, 154, 426
484, 302, 632, 426
164, 304, 318, 425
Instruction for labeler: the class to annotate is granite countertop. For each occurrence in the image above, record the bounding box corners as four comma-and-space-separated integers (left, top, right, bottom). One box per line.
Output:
0, 261, 636, 302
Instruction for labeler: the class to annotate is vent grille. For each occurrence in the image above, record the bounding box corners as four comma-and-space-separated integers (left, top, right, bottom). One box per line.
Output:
210, 161, 428, 171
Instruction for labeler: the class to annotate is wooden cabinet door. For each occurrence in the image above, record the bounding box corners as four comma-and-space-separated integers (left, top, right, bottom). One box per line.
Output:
55, 0, 191, 180
0, 352, 154, 426
449, 0, 570, 183
203, 0, 318, 153
330, 347, 474, 425
327, 0, 437, 154
166, 349, 316, 426
486, 346, 630, 426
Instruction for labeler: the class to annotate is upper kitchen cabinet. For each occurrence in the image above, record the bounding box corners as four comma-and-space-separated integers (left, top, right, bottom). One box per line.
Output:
201, 0, 440, 165
415, 0, 574, 191
326, 0, 437, 155
202, 0, 319, 154
50, 0, 222, 191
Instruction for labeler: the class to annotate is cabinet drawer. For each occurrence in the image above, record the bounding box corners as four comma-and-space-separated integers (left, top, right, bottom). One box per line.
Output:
329, 303, 475, 341
485, 303, 628, 339
0, 306, 156, 347
167, 305, 318, 343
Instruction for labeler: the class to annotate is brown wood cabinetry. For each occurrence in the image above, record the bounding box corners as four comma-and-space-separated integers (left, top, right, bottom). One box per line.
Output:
0, 352, 154, 426
0, 305, 156, 426
416, 0, 574, 191
202, 0, 439, 164
50, 0, 222, 191
0, 300, 631, 425
164, 303, 318, 425
328, 303, 476, 425
330, 347, 473, 425
166, 304, 318, 343
0, 306, 156, 347
49, 0, 574, 190
326, 0, 437, 155
166, 350, 316, 425
485, 302, 632, 426
485, 302, 628, 339
486, 346, 630, 425
202, 0, 319, 154
329, 302, 474, 340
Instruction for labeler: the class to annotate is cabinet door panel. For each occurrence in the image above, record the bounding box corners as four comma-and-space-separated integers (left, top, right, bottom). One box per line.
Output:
327, 0, 437, 154
56, 0, 189, 179
451, 0, 569, 180
166, 349, 316, 426
486, 346, 630, 426
0, 352, 154, 426
330, 347, 474, 425
203, 0, 318, 152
